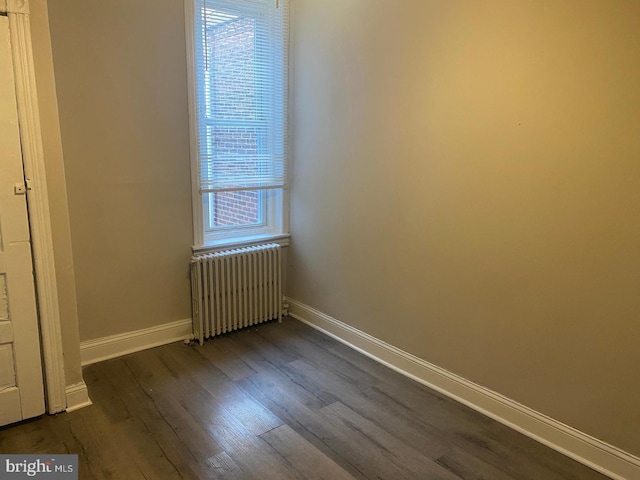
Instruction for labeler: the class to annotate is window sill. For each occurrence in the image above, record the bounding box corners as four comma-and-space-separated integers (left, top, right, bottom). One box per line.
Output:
192, 233, 290, 254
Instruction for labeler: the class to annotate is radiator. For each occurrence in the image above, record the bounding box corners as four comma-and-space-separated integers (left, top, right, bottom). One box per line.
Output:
190, 243, 282, 345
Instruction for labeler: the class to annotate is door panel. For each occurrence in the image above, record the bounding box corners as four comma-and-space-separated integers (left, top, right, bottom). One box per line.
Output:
0, 14, 45, 425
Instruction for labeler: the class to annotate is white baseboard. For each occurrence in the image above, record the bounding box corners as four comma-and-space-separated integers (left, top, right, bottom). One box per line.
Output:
286, 297, 640, 480
65, 381, 92, 412
80, 318, 193, 366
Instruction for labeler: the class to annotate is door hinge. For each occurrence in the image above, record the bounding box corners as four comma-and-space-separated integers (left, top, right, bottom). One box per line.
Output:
14, 179, 32, 195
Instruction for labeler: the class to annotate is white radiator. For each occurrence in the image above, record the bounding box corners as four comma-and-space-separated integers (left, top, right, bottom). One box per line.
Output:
190, 243, 282, 344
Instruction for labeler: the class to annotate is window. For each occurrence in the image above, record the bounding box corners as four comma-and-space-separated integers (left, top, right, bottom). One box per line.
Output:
187, 0, 289, 249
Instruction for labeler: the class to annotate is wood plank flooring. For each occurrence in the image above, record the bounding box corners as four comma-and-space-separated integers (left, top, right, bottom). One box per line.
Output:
0, 317, 610, 479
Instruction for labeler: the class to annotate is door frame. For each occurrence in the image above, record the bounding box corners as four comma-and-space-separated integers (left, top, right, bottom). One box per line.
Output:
1, 0, 66, 413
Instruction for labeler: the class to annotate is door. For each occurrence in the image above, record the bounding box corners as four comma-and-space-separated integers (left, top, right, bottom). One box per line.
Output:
0, 14, 45, 426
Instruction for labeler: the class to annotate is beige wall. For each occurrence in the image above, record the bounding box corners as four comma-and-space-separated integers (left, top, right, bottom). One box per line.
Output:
30, 0, 82, 385
289, 0, 640, 456
46, 0, 193, 341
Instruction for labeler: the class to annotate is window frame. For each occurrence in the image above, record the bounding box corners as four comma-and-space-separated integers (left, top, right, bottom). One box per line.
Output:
185, 0, 290, 252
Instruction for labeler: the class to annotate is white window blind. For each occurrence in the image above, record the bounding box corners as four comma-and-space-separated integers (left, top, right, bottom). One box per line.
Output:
193, 0, 288, 194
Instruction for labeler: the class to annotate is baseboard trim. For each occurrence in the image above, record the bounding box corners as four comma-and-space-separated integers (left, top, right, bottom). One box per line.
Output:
80, 319, 193, 366
286, 297, 640, 480
65, 381, 92, 412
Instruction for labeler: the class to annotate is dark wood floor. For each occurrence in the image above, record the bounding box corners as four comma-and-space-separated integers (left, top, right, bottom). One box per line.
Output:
1, 317, 609, 479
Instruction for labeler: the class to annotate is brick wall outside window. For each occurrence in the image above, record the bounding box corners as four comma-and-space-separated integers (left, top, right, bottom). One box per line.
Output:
206, 15, 262, 227
213, 190, 260, 227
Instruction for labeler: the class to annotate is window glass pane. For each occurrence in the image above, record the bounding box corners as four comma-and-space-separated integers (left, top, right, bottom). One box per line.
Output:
205, 190, 263, 229
205, 125, 265, 184
205, 14, 257, 121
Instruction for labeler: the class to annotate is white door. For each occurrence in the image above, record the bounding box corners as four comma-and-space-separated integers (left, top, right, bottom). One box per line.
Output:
0, 14, 45, 426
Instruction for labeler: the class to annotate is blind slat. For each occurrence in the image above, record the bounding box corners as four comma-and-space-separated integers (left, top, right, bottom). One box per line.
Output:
194, 0, 288, 193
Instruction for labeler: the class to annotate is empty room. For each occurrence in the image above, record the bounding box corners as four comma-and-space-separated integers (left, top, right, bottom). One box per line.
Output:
0, 0, 638, 478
